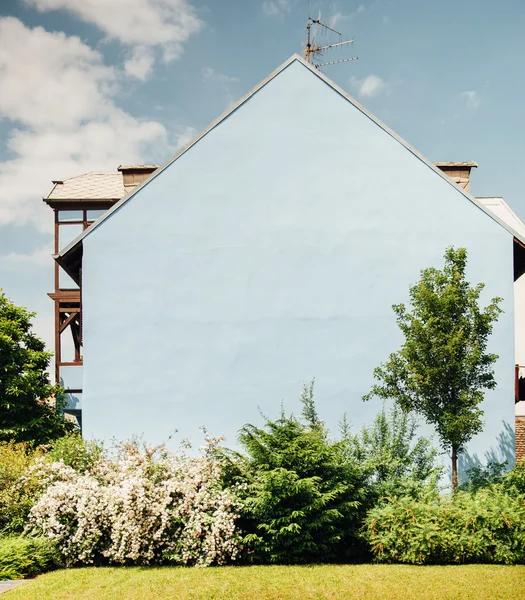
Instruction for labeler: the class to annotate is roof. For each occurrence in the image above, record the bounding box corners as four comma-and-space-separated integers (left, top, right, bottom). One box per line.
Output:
46, 172, 125, 201
477, 197, 525, 239
434, 162, 478, 168
118, 165, 160, 171
56, 53, 525, 273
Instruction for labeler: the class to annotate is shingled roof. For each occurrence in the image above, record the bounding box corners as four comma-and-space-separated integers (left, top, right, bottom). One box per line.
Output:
47, 172, 125, 200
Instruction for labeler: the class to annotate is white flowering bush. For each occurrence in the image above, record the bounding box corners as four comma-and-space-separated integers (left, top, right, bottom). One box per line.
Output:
26, 436, 244, 566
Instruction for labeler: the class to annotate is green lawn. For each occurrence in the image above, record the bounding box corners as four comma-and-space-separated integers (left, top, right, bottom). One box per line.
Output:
6, 565, 525, 600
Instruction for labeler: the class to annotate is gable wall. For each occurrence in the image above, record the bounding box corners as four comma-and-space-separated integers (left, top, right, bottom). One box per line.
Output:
82, 61, 515, 472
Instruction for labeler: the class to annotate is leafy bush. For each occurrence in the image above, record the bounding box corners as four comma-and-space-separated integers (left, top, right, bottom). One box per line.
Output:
347, 405, 441, 502
363, 488, 525, 564
0, 442, 35, 488
0, 435, 104, 534
47, 432, 103, 473
27, 436, 243, 566
7, 383, 524, 569
0, 442, 44, 533
461, 458, 525, 497
0, 536, 60, 579
461, 461, 508, 492
503, 458, 525, 496
237, 384, 366, 564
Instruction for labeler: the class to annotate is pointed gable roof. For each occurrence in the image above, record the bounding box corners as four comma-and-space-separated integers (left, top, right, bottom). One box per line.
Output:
56, 53, 525, 279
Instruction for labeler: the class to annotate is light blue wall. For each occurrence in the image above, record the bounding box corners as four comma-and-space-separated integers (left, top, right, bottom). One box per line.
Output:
82, 59, 515, 468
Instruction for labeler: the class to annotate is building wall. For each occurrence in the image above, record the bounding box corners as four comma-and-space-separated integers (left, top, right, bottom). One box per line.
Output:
476, 197, 525, 434
515, 275, 525, 368
82, 60, 515, 470
513, 264, 525, 425
477, 198, 525, 365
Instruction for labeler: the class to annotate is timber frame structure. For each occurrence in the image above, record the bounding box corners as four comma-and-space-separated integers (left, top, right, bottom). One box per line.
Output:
43, 166, 159, 426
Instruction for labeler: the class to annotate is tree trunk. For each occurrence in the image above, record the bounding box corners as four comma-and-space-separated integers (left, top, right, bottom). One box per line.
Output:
451, 447, 458, 490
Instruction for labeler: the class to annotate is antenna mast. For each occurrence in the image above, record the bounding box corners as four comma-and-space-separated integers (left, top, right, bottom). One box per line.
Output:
304, 16, 358, 69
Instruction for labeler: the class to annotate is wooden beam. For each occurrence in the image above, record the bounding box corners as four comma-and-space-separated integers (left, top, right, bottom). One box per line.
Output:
59, 306, 80, 313
54, 300, 60, 385
59, 311, 78, 333
70, 321, 82, 361
48, 290, 81, 302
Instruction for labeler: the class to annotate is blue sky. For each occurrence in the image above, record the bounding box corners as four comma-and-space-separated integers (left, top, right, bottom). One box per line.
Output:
0, 0, 524, 350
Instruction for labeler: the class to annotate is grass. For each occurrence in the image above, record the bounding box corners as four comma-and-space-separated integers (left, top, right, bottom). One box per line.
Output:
6, 564, 525, 600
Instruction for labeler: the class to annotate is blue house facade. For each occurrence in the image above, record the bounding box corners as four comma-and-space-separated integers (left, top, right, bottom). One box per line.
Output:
58, 55, 520, 468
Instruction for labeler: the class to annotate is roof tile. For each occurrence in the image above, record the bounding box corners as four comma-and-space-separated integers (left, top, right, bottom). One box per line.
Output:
47, 172, 125, 200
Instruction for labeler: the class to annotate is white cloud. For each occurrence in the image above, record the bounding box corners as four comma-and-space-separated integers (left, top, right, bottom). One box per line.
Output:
24, 0, 203, 64
350, 74, 390, 98
461, 90, 480, 111
328, 4, 365, 29
32, 306, 56, 359
3, 244, 52, 267
0, 117, 169, 230
174, 126, 197, 149
202, 67, 240, 109
263, 0, 295, 17
0, 18, 171, 230
124, 47, 155, 80
202, 67, 239, 85
0, 18, 115, 129
328, 12, 344, 29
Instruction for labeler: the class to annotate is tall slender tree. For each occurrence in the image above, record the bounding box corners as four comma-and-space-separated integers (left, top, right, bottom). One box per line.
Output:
363, 247, 503, 488
0, 291, 72, 445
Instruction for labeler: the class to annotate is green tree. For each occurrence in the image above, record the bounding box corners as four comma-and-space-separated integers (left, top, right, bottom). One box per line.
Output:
299, 378, 321, 429
363, 247, 502, 489
0, 291, 72, 445
348, 405, 441, 500
237, 385, 365, 563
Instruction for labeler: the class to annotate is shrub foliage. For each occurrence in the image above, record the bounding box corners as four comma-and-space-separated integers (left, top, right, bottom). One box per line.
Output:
0, 291, 73, 445
0, 442, 44, 533
237, 384, 366, 564
348, 405, 441, 501
0, 536, 60, 579
27, 436, 243, 567
1, 390, 524, 572
363, 487, 525, 565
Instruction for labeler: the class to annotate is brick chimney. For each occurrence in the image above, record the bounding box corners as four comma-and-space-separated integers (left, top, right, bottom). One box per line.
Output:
434, 162, 478, 193
118, 165, 160, 194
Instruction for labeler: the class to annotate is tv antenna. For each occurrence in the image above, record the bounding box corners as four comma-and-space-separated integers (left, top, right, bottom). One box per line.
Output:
304, 16, 358, 69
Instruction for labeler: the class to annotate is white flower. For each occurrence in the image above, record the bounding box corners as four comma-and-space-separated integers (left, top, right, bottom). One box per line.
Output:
27, 436, 244, 566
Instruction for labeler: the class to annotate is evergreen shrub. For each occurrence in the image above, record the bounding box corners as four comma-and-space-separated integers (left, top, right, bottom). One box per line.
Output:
237, 384, 367, 564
